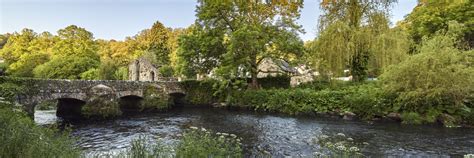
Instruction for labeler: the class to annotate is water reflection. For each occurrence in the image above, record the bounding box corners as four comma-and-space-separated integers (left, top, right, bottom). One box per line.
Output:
35, 107, 474, 157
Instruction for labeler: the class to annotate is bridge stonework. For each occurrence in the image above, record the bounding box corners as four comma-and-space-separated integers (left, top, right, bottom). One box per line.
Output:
13, 78, 184, 117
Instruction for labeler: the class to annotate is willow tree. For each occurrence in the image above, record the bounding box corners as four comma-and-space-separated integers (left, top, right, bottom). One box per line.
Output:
311, 0, 409, 81
183, 0, 304, 89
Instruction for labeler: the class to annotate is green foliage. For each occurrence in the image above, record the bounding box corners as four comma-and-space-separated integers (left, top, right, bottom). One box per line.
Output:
309, 0, 408, 81
179, 1, 304, 88
34, 56, 99, 79
36, 100, 57, 110
381, 22, 473, 125
296, 79, 353, 91
114, 67, 129, 80
176, 127, 242, 157
343, 83, 387, 119
0, 81, 24, 102
135, 21, 172, 66
402, 0, 474, 48
176, 25, 226, 78
0, 102, 80, 158
230, 88, 351, 115
98, 58, 119, 80
82, 96, 122, 119
400, 112, 424, 125
142, 85, 169, 111
0, 62, 6, 76
180, 80, 219, 105
80, 68, 99, 80
32, 25, 100, 79
95, 127, 242, 157
0, 29, 54, 77
159, 65, 174, 78
256, 75, 291, 89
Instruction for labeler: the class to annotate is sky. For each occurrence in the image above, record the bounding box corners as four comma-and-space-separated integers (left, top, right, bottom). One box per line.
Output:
0, 0, 418, 41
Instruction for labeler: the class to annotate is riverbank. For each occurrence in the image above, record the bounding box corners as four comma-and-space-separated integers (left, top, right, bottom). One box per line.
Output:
180, 79, 473, 128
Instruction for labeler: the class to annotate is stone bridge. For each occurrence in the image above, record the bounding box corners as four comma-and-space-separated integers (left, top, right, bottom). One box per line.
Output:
12, 78, 185, 119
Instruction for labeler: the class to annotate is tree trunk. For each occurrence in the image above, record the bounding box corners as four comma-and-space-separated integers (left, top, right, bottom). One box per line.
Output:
249, 54, 259, 89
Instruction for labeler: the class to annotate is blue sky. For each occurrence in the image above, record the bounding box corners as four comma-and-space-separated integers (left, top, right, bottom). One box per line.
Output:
0, 0, 417, 41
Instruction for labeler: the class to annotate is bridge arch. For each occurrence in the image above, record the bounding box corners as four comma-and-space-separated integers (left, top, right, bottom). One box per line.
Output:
118, 95, 144, 114
56, 98, 86, 120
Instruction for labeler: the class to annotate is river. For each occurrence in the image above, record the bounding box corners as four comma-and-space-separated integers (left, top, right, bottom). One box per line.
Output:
35, 107, 474, 157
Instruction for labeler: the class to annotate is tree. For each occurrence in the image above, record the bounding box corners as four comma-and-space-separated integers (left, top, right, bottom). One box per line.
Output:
401, 0, 473, 49
182, 0, 304, 89
0, 34, 10, 49
134, 21, 171, 66
177, 25, 226, 78
0, 29, 55, 77
34, 25, 100, 79
311, 0, 403, 81
0, 29, 37, 66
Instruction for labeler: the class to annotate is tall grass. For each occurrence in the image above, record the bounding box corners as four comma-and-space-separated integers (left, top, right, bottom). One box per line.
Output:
0, 102, 80, 158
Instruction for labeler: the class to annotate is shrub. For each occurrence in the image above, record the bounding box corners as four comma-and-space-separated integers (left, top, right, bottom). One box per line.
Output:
254, 75, 290, 89
180, 80, 219, 105
343, 83, 387, 119
380, 23, 473, 125
113, 67, 128, 80
80, 68, 99, 80
230, 87, 350, 115
0, 102, 80, 157
159, 65, 174, 77
296, 79, 353, 91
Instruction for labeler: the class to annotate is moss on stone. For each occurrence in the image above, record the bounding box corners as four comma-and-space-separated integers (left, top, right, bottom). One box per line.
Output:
142, 84, 170, 111
82, 96, 122, 118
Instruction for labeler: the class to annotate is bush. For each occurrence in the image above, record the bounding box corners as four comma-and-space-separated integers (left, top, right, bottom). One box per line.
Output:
343, 83, 388, 119
80, 68, 99, 80
296, 79, 354, 91
114, 67, 128, 80
230, 87, 351, 115
0, 81, 24, 102
180, 80, 220, 105
159, 65, 174, 77
0, 102, 80, 157
380, 23, 473, 125
254, 75, 290, 89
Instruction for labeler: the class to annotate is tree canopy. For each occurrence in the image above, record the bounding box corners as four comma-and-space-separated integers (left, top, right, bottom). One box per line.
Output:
178, 0, 304, 88
306, 0, 410, 81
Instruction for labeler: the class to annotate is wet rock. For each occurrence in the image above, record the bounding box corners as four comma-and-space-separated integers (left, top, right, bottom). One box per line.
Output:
212, 102, 227, 108
343, 112, 356, 120
387, 112, 401, 121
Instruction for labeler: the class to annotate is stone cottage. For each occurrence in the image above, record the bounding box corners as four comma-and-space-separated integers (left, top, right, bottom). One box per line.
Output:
128, 57, 161, 81
257, 57, 297, 78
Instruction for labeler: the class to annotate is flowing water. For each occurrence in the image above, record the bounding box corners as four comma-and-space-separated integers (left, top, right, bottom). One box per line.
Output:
35, 107, 474, 157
